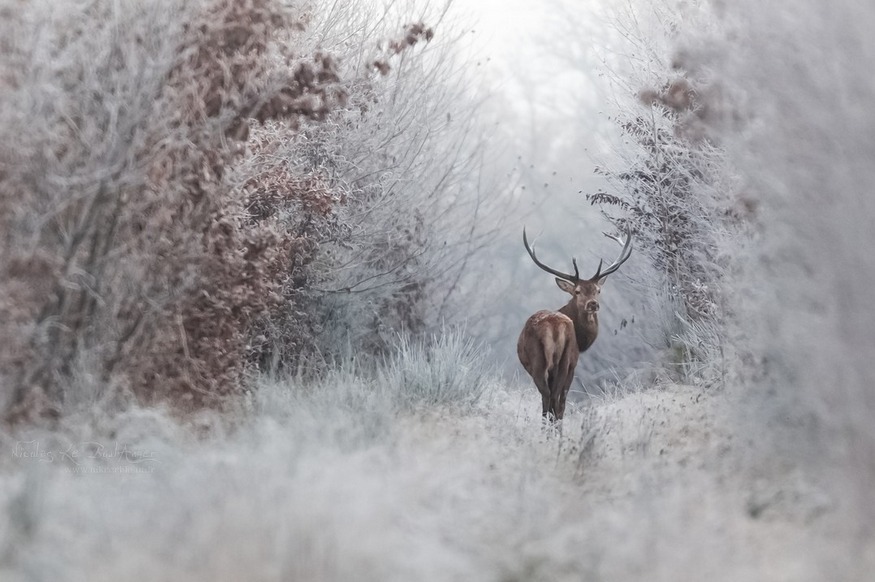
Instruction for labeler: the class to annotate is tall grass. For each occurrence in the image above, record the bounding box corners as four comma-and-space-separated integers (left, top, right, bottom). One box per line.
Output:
0, 331, 502, 581
0, 332, 845, 581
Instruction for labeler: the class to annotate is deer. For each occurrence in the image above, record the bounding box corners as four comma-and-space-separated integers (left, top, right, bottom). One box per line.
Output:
517, 227, 633, 423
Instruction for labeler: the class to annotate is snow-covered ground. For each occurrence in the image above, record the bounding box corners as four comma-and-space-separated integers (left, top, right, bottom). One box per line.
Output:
1, 366, 866, 581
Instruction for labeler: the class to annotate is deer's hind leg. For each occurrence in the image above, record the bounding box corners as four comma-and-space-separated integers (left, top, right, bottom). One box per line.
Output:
538, 368, 553, 421
554, 361, 576, 421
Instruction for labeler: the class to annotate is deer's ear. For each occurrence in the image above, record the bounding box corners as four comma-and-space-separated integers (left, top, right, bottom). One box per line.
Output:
555, 278, 576, 294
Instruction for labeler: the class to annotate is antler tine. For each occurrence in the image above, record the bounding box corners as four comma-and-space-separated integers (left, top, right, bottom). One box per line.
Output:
602, 231, 625, 246
593, 227, 633, 279
591, 258, 604, 280
522, 227, 580, 282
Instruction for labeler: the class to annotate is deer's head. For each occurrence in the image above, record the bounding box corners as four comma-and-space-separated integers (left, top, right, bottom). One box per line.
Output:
522, 228, 633, 316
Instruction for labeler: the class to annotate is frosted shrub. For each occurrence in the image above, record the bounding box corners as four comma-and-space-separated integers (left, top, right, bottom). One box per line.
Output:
584, 6, 742, 382
0, 0, 458, 421
0, 0, 347, 419
380, 328, 493, 410
252, 364, 394, 451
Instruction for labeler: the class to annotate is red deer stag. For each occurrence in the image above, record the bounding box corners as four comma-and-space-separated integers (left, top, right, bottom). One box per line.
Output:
517, 228, 633, 422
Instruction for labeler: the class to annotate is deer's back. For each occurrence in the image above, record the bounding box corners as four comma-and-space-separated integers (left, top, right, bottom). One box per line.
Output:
517, 310, 577, 374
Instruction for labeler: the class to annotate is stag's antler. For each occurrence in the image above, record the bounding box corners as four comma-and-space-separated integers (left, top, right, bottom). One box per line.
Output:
591, 227, 633, 280
522, 228, 580, 282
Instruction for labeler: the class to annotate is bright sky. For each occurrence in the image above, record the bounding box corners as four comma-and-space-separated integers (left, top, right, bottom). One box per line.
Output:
447, 0, 622, 165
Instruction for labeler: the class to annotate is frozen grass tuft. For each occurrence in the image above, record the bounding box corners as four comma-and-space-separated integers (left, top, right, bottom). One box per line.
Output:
380, 326, 493, 410
252, 361, 394, 451
246, 328, 494, 451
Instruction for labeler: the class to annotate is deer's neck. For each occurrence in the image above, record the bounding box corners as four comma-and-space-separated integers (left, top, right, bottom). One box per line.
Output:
559, 303, 599, 353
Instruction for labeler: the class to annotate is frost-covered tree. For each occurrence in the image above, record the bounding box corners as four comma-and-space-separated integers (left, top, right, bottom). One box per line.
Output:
245, 1, 502, 369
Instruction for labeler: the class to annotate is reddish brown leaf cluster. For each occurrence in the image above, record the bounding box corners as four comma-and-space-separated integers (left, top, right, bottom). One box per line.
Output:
372, 21, 434, 76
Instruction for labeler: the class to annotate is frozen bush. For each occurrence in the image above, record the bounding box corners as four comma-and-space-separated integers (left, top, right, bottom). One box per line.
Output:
0, 0, 476, 421
582, 2, 743, 383
0, 0, 346, 419
380, 327, 493, 410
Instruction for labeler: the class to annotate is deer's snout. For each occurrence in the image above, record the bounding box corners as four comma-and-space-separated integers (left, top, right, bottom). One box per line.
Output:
585, 300, 599, 312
